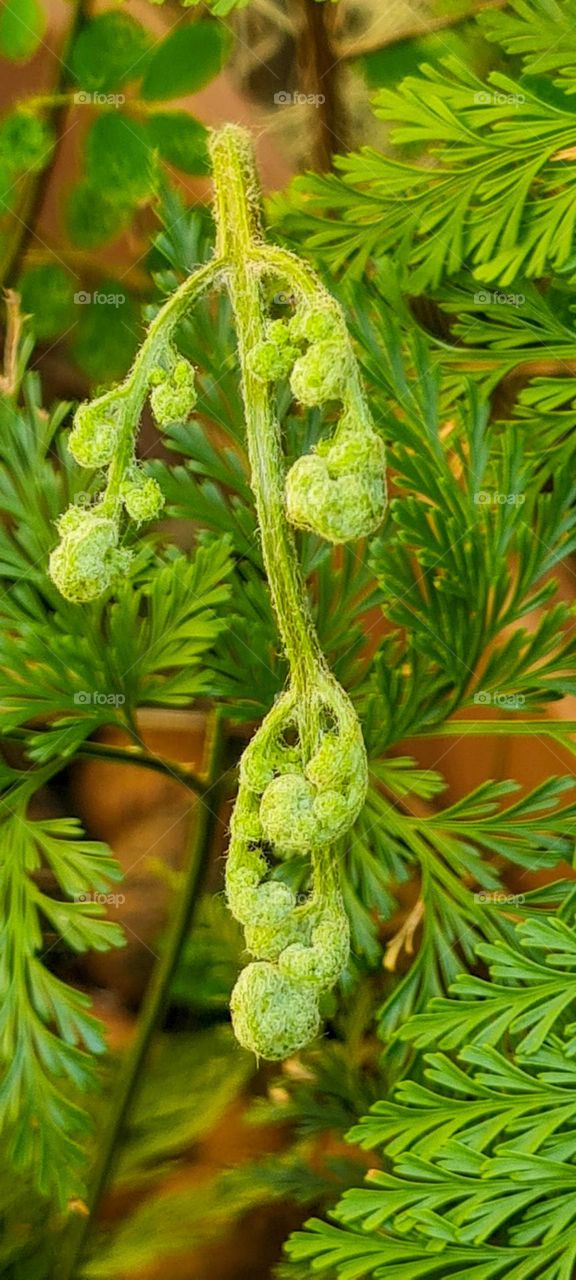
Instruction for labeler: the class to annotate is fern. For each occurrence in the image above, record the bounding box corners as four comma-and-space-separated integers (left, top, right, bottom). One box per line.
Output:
0, 779, 123, 1203
287, 908, 576, 1280
2, 1, 576, 1273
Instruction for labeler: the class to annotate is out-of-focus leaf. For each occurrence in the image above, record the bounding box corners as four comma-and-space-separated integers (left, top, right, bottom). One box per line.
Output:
71, 12, 151, 93
66, 181, 134, 248
0, 0, 46, 62
71, 284, 140, 381
86, 114, 156, 204
148, 112, 209, 174
116, 1026, 253, 1181
0, 110, 54, 175
141, 22, 231, 101
19, 264, 76, 341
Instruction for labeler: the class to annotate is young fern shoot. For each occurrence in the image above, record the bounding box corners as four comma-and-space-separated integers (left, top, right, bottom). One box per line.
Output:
49, 125, 387, 1060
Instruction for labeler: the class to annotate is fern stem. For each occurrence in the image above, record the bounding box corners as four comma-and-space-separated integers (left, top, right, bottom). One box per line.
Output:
1, 726, 210, 795
54, 710, 226, 1280
210, 126, 322, 700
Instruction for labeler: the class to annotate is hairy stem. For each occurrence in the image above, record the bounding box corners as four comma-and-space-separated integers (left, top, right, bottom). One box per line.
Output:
210, 126, 322, 703
54, 711, 226, 1280
101, 259, 223, 515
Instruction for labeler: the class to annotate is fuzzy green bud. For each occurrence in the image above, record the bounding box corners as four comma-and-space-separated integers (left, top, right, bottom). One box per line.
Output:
121, 473, 164, 524
230, 962, 320, 1059
150, 359, 197, 427
49, 511, 130, 603
285, 416, 387, 544
266, 319, 293, 348
247, 337, 298, 383
278, 907, 350, 991
258, 772, 350, 853
288, 306, 341, 346
69, 403, 120, 468
290, 340, 349, 406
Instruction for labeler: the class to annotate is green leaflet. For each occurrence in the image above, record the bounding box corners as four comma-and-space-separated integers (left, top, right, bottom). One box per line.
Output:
0, 801, 124, 1204
287, 909, 576, 1280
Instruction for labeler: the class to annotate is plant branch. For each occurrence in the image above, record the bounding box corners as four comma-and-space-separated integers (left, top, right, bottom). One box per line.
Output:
414, 719, 576, 741
330, 0, 508, 62
1, 725, 210, 796
0, 289, 24, 395
210, 126, 322, 697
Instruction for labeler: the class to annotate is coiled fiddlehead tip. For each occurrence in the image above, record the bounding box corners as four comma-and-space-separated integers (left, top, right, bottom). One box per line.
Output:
288, 305, 341, 346
49, 509, 130, 603
285, 415, 387, 544
230, 962, 321, 1059
290, 339, 350, 407
149, 359, 197, 428
68, 400, 121, 468
121, 471, 164, 524
259, 771, 350, 852
278, 906, 350, 991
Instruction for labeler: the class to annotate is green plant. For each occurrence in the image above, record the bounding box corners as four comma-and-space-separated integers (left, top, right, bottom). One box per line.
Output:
48, 123, 387, 1060
3, 1, 576, 1275
287, 899, 576, 1280
0, 4, 230, 381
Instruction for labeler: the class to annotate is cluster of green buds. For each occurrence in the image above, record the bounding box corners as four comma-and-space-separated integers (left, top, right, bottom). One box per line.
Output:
247, 298, 387, 543
149, 353, 197, 429
225, 673, 365, 1058
49, 347, 199, 603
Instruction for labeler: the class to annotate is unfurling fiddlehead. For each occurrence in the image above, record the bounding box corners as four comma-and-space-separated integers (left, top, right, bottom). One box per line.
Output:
49, 124, 387, 1059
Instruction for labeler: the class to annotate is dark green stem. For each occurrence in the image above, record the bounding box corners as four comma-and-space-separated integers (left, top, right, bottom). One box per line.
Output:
54, 711, 226, 1280
2, 726, 208, 796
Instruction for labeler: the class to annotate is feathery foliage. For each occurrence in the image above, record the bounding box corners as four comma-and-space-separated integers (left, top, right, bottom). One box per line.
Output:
1, 0, 576, 1273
